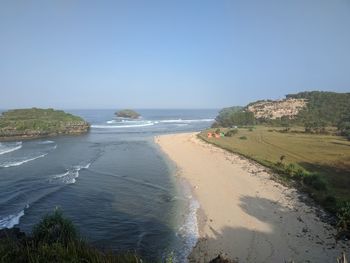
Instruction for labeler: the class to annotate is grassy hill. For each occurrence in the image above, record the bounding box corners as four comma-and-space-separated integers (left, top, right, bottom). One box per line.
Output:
287, 91, 350, 126
213, 91, 350, 139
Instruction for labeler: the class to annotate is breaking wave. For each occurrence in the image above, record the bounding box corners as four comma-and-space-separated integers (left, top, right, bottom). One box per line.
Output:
0, 153, 48, 168
175, 195, 200, 262
159, 118, 214, 123
107, 119, 146, 124
37, 140, 55, 144
92, 121, 155, 129
0, 142, 22, 155
0, 205, 29, 229
94, 118, 214, 129
50, 163, 91, 184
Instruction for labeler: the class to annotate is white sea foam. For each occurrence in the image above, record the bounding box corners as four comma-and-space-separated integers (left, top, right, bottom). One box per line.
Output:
176, 196, 200, 262
160, 118, 214, 123
92, 122, 155, 129
53, 171, 70, 179
75, 163, 91, 170
0, 153, 48, 168
106, 119, 149, 124
101, 118, 213, 128
37, 140, 55, 144
0, 142, 22, 155
51, 163, 91, 184
0, 205, 29, 229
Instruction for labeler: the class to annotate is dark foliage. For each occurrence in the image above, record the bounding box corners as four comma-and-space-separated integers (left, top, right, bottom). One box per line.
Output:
32, 209, 77, 245
214, 107, 255, 127
0, 210, 142, 263
287, 91, 350, 126
338, 112, 350, 140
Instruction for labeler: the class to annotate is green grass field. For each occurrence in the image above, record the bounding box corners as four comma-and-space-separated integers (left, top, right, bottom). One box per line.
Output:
199, 126, 350, 203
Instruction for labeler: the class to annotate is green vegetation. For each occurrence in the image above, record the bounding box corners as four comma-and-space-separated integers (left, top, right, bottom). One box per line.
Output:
199, 126, 350, 216
287, 91, 350, 126
224, 129, 238, 137
0, 108, 89, 140
265, 91, 350, 134
338, 112, 350, 140
214, 91, 350, 140
213, 107, 255, 127
115, 109, 140, 119
0, 210, 141, 263
213, 106, 243, 127
337, 202, 350, 237
32, 210, 78, 245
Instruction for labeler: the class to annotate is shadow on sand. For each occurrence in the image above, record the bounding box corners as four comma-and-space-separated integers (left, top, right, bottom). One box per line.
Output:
189, 195, 347, 263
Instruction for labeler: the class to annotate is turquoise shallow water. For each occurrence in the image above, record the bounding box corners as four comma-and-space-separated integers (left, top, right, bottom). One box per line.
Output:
0, 109, 217, 262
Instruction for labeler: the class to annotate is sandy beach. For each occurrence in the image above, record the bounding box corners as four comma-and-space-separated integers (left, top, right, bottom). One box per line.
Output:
155, 132, 349, 263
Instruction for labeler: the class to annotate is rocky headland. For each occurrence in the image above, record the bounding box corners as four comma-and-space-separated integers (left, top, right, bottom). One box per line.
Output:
0, 108, 90, 141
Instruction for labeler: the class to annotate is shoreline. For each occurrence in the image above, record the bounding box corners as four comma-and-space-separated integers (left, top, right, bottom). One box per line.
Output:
155, 132, 348, 262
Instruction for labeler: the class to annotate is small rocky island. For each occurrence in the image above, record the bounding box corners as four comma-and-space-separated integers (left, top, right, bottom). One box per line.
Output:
0, 108, 90, 141
115, 109, 140, 119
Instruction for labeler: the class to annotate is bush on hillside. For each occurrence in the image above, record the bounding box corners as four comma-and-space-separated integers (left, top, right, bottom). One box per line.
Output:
0, 210, 142, 263
338, 112, 350, 140
214, 107, 255, 127
225, 129, 238, 137
302, 173, 327, 191
32, 209, 77, 245
337, 202, 350, 232
288, 91, 350, 126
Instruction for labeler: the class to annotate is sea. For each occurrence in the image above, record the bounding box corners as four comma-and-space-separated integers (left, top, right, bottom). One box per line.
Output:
0, 109, 218, 262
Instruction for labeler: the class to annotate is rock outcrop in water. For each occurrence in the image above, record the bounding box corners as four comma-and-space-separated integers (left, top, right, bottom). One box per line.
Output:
0, 108, 90, 141
115, 109, 140, 119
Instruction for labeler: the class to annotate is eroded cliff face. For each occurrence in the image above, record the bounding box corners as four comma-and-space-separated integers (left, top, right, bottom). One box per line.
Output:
0, 121, 90, 141
247, 98, 307, 119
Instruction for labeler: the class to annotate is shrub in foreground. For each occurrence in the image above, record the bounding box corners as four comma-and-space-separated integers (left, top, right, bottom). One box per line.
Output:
0, 210, 142, 263
32, 209, 77, 245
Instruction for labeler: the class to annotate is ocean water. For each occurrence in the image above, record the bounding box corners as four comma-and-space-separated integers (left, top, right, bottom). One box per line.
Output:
0, 109, 217, 262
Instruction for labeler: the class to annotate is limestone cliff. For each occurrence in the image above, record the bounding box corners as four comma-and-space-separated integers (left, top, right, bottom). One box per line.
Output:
246, 98, 307, 119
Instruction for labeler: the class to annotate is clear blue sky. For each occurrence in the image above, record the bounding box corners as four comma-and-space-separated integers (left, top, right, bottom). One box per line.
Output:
1, 0, 349, 109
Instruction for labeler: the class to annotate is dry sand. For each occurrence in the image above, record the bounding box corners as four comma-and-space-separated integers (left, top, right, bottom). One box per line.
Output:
155, 132, 349, 263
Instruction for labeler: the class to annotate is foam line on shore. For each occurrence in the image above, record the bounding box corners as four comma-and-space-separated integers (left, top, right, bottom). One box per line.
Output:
0, 205, 29, 229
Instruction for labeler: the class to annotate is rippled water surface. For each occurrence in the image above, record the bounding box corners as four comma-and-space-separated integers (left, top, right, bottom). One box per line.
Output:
0, 109, 217, 261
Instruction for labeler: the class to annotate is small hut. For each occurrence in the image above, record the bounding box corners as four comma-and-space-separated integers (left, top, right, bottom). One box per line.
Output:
215, 133, 220, 138
207, 132, 213, 138
220, 132, 225, 137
